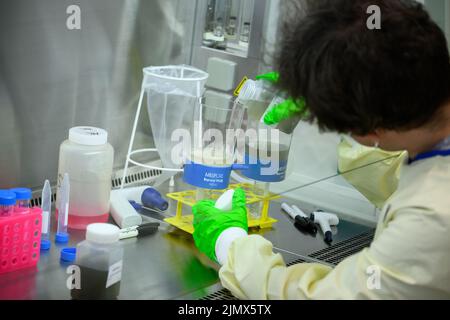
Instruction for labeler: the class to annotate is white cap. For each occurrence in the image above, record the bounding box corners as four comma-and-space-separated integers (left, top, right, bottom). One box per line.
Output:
86, 223, 120, 244
69, 127, 108, 146
215, 189, 234, 211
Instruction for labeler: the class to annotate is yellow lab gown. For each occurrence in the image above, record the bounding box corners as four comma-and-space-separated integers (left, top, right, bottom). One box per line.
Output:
219, 155, 450, 299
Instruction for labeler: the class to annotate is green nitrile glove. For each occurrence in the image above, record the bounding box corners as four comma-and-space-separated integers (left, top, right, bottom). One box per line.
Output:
264, 97, 308, 125
192, 188, 248, 262
255, 72, 308, 125
255, 71, 279, 83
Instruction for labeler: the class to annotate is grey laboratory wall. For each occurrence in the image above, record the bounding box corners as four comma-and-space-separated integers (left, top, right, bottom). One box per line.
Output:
0, 0, 197, 189
424, 0, 450, 45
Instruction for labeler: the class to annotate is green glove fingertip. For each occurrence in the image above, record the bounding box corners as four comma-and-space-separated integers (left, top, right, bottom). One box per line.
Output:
255, 71, 279, 83
232, 188, 246, 209
263, 97, 307, 125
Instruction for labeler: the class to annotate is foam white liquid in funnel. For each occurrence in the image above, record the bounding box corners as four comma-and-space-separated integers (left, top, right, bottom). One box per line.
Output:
190, 144, 233, 201
190, 144, 232, 166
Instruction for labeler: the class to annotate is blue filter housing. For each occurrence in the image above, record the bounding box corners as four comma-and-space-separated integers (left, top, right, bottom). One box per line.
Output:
239, 153, 287, 182
183, 161, 248, 189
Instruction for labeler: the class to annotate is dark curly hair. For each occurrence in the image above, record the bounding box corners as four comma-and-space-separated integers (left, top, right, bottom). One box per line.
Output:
276, 0, 450, 135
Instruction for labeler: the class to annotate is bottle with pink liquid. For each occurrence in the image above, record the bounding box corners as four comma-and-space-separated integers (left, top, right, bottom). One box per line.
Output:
57, 127, 114, 230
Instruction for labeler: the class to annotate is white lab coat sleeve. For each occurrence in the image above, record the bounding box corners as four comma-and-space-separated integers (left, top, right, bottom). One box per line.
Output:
215, 227, 248, 266
219, 207, 450, 300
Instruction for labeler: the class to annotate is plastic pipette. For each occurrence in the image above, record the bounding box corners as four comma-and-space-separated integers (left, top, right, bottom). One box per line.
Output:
40, 180, 52, 250
55, 173, 70, 244
281, 203, 317, 235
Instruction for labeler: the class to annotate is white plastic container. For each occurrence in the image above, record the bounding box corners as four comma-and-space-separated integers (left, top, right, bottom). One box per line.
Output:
71, 223, 123, 300
57, 127, 114, 230
238, 79, 276, 130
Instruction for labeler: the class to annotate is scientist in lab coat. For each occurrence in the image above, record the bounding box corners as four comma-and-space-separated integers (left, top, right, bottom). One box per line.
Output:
192, 0, 450, 299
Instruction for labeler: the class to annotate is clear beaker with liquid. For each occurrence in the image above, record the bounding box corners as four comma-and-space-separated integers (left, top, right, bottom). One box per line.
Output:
237, 82, 299, 218
183, 98, 244, 201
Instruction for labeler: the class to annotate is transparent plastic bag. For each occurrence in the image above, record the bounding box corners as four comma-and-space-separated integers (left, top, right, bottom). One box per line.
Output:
143, 65, 208, 169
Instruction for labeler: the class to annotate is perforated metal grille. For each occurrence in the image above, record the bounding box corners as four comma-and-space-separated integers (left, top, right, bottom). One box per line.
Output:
29, 168, 163, 208
199, 288, 238, 301
111, 169, 162, 188
200, 231, 374, 300
30, 192, 56, 207
286, 258, 306, 267
308, 231, 374, 265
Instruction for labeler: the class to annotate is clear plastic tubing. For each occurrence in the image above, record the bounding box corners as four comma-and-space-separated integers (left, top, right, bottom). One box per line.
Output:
0, 190, 16, 218
10, 188, 32, 215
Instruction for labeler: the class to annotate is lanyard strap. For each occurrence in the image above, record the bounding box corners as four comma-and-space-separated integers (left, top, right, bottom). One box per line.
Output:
408, 149, 450, 164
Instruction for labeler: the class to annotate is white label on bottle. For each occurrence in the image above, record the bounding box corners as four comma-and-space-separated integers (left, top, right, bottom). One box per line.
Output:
64, 203, 69, 226
42, 211, 49, 234
106, 260, 123, 288
119, 229, 138, 240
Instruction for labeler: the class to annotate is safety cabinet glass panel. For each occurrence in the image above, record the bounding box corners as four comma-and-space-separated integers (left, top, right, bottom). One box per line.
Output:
203, 0, 255, 56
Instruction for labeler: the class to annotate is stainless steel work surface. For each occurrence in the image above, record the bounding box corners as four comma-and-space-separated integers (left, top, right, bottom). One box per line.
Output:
0, 178, 373, 300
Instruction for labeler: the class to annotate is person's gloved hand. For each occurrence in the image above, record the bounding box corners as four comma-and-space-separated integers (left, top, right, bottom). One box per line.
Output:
255, 71, 279, 83
255, 72, 308, 125
264, 97, 307, 125
192, 188, 248, 262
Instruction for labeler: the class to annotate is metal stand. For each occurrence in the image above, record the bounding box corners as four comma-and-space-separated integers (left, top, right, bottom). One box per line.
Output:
120, 88, 182, 189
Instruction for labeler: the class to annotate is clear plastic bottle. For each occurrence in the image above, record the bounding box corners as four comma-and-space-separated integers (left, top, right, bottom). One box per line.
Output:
71, 223, 123, 300
240, 22, 251, 43
238, 79, 276, 130
10, 188, 31, 215
57, 127, 114, 230
226, 16, 237, 37
214, 17, 224, 37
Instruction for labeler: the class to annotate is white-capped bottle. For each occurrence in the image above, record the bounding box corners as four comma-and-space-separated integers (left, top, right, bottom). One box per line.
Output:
57, 127, 114, 230
71, 223, 123, 300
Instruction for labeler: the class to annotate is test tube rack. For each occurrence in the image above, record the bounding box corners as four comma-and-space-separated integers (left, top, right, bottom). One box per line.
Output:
165, 183, 279, 234
0, 207, 42, 274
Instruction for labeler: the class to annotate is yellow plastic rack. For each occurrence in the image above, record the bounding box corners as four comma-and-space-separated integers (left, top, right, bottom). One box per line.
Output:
165, 183, 279, 234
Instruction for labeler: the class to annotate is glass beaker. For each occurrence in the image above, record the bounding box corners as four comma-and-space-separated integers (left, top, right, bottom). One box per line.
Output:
183, 98, 245, 200
240, 119, 294, 183
236, 81, 295, 184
